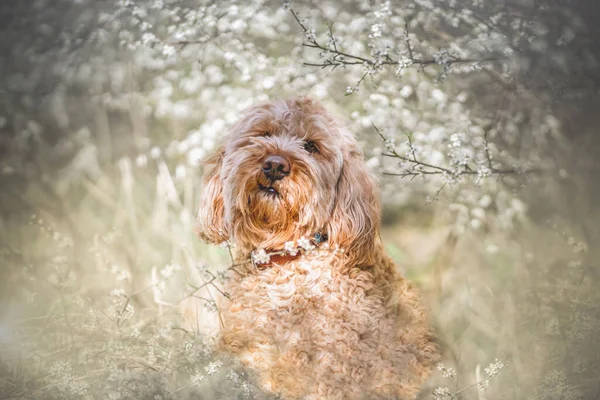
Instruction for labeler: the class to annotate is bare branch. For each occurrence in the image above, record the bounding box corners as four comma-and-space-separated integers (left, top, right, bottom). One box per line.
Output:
288, 6, 506, 78
373, 124, 539, 178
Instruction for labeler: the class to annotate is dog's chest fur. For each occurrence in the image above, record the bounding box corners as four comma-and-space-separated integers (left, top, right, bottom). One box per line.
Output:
219, 254, 426, 399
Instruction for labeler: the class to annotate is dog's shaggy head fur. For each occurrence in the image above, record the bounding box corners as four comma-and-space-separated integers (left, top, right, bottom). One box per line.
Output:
196, 97, 439, 399
196, 97, 379, 266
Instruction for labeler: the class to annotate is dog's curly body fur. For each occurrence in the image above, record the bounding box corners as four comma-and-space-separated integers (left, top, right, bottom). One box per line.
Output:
196, 98, 439, 399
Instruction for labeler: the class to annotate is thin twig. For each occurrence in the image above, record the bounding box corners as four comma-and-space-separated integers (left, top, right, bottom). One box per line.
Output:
428, 181, 448, 203
404, 18, 414, 61
483, 127, 494, 170
452, 379, 487, 397
176, 278, 217, 306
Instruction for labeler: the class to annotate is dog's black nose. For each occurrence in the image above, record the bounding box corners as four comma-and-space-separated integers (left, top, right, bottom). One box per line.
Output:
262, 155, 290, 181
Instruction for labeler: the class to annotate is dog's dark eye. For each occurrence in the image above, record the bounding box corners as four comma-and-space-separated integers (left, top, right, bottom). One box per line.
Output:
304, 141, 319, 154
261, 131, 271, 137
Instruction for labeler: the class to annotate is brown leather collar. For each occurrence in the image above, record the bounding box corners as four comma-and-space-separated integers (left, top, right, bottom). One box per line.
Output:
253, 232, 328, 270
255, 252, 302, 269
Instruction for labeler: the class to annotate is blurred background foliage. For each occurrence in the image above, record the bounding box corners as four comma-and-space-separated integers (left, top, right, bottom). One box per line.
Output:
1, 0, 600, 399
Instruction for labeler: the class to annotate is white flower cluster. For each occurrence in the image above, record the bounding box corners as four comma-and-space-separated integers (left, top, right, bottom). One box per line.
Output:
160, 261, 181, 278
304, 27, 317, 42
432, 386, 451, 400
345, 86, 359, 96
190, 372, 205, 386
297, 236, 315, 251
284, 241, 299, 256
433, 358, 507, 397
205, 360, 223, 375
436, 363, 457, 379
484, 359, 504, 378
394, 56, 414, 76
251, 248, 270, 264
384, 138, 396, 152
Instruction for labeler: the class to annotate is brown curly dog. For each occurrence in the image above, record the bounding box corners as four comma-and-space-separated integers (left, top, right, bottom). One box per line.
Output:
196, 97, 439, 399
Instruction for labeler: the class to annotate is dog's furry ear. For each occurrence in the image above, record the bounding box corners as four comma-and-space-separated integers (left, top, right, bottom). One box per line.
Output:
196, 148, 228, 244
327, 148, 381, 268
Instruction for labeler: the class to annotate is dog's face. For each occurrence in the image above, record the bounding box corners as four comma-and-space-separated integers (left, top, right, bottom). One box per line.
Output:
196, 98, 380, 266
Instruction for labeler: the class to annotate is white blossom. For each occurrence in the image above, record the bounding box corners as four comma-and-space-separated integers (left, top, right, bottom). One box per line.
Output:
252, 249, 270, 264
297, 236, 315, 251
284, 241, 298, 256
205, 360, 223, 375
484, 359, 504, 378
432, 386, 451, 400
191, 372, 205, 386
